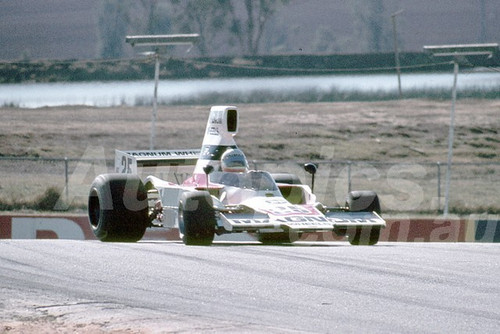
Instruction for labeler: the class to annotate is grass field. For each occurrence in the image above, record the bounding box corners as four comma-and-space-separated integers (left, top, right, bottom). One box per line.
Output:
1, 99, 499, 214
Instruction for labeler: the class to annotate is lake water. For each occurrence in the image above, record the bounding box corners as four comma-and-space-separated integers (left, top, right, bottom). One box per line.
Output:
1, 72, 499, 108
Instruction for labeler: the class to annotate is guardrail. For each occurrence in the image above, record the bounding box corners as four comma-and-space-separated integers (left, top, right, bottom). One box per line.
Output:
2, 214, 500, 242
1, 156, 499, 213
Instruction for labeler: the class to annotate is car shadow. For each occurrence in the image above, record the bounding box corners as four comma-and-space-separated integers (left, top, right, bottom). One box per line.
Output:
138, 239, 394, 247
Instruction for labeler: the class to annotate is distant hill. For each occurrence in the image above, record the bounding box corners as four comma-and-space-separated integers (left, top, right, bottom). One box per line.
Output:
0, 0, 498, 60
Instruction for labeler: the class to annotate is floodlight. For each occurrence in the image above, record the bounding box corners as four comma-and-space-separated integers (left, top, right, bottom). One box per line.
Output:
391, 10, 404, 98
423, 43, 498, 216
125, 34, 200, 47
424, 43, 498, 58
126, 34, 199, 150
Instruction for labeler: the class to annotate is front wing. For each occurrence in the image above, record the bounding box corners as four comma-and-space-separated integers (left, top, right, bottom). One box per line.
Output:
219, 211, 385, 233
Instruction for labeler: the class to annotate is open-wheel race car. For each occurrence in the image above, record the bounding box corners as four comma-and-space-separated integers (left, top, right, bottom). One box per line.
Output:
88, 106, 385, 245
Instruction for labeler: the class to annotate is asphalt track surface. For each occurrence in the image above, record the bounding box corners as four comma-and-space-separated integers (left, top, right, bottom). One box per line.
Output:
1, 240, 500, 333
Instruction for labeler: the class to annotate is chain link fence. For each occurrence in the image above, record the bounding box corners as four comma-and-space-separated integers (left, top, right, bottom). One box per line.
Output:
1, 156, 498, 214
251, 160, 500, 213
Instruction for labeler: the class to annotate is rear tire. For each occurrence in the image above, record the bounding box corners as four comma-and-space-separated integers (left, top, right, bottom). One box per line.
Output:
88, 174, 148, 242
178, 191, 216, 246
346, 190, 381, 245
346, 190, 381, 214
271, 173, 302, 185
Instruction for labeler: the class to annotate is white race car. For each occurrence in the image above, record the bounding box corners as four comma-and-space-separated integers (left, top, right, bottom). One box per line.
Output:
88, 106, 385, 245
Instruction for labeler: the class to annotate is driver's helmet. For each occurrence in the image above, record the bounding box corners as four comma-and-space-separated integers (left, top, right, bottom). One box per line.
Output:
220, 148, 249, 172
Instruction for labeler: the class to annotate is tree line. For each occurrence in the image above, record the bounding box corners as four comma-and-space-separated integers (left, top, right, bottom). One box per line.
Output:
98, 0, 396, 59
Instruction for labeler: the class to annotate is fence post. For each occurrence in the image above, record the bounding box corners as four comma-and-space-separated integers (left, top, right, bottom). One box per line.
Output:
437, 161, 441, 212
64, 157, 69, 203
347, 161, 352, 193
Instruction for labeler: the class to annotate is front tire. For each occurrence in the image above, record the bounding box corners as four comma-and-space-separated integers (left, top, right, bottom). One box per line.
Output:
347, 226, 381, 246
88, 174, 148, 242
178, 191, 216, 246
257, 230, 301, 244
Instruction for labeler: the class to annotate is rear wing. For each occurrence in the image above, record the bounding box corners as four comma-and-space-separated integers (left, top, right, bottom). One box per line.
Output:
115, 149, 200, 174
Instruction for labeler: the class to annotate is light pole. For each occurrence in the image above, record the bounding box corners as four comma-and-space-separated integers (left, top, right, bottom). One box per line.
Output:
391, 10, 404, 99
126, 34, 199, 150
423, 43, 498, 216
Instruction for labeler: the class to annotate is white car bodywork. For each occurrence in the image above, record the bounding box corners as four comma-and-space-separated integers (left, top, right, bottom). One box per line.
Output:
110, 106, 385, 245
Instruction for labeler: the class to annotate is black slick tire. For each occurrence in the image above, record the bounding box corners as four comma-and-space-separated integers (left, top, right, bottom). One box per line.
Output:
178, 191, 216, 246
257, 231, 301, 244
346, 190, 381, 246
88, 173, 148, 242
